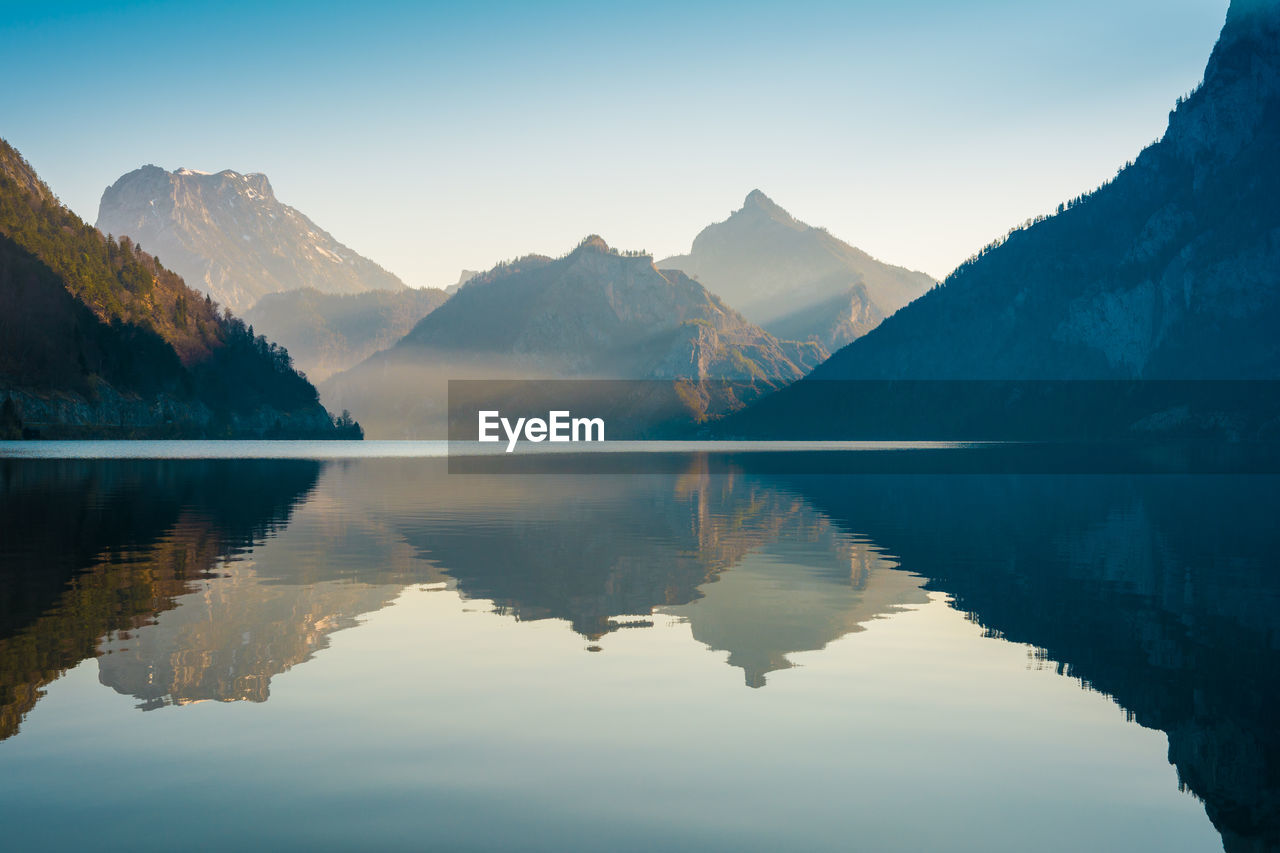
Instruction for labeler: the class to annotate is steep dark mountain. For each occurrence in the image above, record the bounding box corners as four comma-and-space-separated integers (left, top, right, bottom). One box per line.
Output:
96, 165, 406, 312
322, 236, 825, 437
659, 190, 934, 350
0, 139, 355, 438
244, 286, 448, 382
719, 1, 1280, 440
808, 1, 1279, 382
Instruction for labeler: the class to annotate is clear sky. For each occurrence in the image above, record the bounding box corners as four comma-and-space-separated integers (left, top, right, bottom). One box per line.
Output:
0, 0, 1229, 287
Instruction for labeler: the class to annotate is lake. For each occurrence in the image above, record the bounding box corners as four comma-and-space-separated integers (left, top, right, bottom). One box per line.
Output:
0, 441, 1275, 852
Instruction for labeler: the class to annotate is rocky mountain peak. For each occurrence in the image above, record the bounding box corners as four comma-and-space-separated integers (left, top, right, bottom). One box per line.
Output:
97, 164, 405, 312
1170, 0, 1279, 171
741, 189, 794, 223
573, 234, 613, 254
0, 139, 54, 204
659, 191, 934, 347
1227, 0, 1279, 25
206, 169, 275, 199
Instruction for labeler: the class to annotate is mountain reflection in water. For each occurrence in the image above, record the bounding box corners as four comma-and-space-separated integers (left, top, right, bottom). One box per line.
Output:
0, 452, 1275, 852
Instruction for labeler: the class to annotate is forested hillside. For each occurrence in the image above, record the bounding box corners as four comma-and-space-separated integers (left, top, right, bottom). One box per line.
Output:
0, 139, 357, 438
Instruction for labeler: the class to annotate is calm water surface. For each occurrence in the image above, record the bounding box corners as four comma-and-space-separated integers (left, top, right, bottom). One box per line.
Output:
0, 442, 1275, 852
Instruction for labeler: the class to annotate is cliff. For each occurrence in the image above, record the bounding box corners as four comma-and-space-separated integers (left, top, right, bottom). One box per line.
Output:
97, 165, 406, 313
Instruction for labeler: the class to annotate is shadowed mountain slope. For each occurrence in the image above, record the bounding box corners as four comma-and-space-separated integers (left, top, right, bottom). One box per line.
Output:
808, 1, 1280, 381
0, 139, 352, 438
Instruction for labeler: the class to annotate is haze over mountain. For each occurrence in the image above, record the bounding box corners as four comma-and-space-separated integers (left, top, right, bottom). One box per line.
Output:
0, 139, 354, 438
659, 191, 935, 350
446, 270, 480, 294
322, 236, 825, 437
96, 165, 406, 313
724, 0, 1280, 438
244, 287, 449, 383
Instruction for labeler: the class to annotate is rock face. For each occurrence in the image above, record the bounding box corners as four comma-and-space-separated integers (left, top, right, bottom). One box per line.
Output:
659, 190, 934, 350
244, 286, 449, 382
96, 165, 406, 313
0, 138, 355, 439
804, 0, 1280, 381
446, 269, 480, 294
322, 236, 825, 437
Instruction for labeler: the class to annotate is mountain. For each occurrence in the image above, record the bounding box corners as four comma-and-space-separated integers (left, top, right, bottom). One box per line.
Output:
722, 1, 1280, 439
446, 269, 480, 294
96, 165, 406, 313
244, 286, 448, 383
659, 190, 935, 350
0, 139, 357, 438
322, 236, 826, 437
817, 1, 1278, 381
0, 457, 324, 739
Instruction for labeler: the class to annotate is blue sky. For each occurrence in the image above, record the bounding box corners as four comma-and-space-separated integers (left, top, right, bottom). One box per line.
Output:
0, 0, 1229, 286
